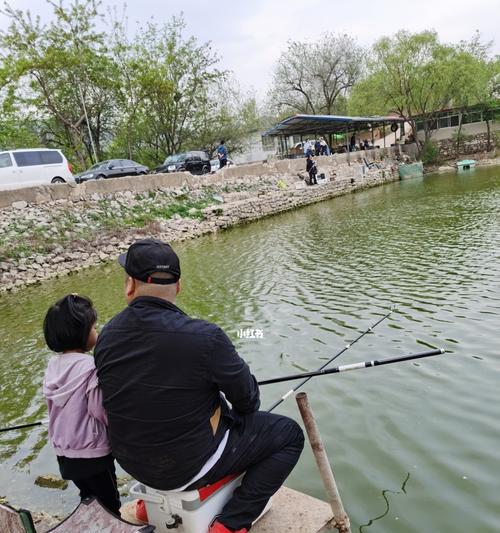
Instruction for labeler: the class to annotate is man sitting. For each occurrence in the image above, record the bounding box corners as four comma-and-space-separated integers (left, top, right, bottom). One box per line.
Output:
94, 239, 304, 533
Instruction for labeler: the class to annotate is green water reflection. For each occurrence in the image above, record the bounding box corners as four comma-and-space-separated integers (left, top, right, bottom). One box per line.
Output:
0, 167, 499, 532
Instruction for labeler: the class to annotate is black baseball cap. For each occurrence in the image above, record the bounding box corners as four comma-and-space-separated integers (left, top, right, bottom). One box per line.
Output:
118, 239, 181, 284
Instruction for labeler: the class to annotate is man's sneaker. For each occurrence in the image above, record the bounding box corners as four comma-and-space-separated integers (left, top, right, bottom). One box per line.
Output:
208, 520, 248, 533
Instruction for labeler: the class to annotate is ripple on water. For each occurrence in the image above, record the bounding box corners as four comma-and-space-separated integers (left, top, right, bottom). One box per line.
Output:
0, 168, 499, 528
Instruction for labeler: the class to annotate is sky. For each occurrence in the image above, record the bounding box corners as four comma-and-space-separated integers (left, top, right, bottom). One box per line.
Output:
1, 0, 499, 100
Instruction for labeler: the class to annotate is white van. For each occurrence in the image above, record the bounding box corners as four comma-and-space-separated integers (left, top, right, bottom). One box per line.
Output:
0, 148, 75, 190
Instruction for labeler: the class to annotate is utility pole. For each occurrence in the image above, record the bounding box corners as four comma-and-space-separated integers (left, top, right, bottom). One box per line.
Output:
77, 81, 98, 164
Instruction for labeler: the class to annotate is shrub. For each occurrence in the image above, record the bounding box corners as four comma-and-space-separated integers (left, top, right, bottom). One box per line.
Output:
451, 132, 474, 143
492, 131, 500, 148
421, 141, 439, 165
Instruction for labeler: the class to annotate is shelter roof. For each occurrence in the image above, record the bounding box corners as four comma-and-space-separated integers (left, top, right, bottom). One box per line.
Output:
263, 114, 403, 137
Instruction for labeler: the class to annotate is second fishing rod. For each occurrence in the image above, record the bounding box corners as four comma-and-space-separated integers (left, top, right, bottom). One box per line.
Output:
259, 349, 444, 385
266, 307, 395, 412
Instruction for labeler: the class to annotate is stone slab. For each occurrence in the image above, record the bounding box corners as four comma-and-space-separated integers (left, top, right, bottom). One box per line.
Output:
120, 487, 332, 532
30, 511, 61, 533
249, 487, 332, 533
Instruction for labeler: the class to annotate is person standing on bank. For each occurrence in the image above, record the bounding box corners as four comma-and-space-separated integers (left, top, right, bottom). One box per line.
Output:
43, 295, 121, 516
306, 154, 318, 185
94, 239, 304, 533
217, 140, 228, 169
319, 137, 329, 156
314, 139, 321, 156
349, 134, 356, 152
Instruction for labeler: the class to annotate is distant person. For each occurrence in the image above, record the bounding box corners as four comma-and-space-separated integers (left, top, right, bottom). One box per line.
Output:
349, 134, 356, 152
217, 140, 228, 169
364, 139, 370, 150
314, 139, 321, 156
320, 137, 329, 156
43, 295, 120, 516
303, 140, 313, 157
306, 154, 318, 185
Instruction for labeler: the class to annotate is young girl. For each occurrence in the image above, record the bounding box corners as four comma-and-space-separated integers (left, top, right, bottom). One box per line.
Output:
42, 294, 121, 516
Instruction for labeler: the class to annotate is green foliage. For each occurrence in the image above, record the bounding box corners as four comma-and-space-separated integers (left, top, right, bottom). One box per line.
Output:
349, 30, 498, 145
190, 79, 262, 159
0, 0, 119, 170
0, 191, 216, 261
348, 72, 387, 116
421, 141, 439, 165
107, 15, 262, 166
350, 31, 455, 121
491, 131, 500, 148
0, 1, 264, 170
107, 16, 221, 166
0, 118, 40, 150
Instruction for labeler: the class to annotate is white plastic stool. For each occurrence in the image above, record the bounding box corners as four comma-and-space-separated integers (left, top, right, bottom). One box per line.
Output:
130, 474, 271, 533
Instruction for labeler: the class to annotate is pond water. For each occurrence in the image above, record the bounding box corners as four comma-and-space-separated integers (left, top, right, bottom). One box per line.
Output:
0, 166, 499, 532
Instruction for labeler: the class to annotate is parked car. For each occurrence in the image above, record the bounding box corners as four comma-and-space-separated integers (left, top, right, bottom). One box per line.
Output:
0, 148, 74, 190
210, 158, 235, 172
155, 151, 211, 175
74, 159, 149, 183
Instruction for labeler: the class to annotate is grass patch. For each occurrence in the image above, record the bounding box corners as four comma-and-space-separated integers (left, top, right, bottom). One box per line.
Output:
0, 190, 220, 262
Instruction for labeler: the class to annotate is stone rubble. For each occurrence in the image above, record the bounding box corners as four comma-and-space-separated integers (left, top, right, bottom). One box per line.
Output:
436, 133, 498, 159
0, 156, 400, 292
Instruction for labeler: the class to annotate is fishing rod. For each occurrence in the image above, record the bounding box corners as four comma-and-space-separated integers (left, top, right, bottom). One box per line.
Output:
1, 309, 396, 430
266, 307, 395, 412
0, 419, 48, 433
259, 349, 444, 386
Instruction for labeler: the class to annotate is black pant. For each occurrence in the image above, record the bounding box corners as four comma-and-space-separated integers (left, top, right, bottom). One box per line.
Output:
72, 461, 121, 516
189, 411, 304, 531
219, 158, 228, 169
309, 170, 317, 184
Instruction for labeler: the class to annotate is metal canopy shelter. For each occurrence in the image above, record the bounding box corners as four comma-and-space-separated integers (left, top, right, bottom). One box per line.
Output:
263, 113, 402, 137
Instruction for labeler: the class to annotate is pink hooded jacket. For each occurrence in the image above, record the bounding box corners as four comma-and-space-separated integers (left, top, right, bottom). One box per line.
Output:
43, 352, 111, 459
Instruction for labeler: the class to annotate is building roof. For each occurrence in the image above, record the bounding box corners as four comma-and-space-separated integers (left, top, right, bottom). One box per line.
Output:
263, 114, 403, 137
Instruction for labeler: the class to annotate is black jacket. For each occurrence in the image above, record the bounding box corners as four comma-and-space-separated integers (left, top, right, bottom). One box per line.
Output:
94, 296, 260, 490
306, 158, 317, 174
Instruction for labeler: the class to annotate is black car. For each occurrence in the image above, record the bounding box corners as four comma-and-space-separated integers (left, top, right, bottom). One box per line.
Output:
74, 159, 149, 183
155, 151, 211, 175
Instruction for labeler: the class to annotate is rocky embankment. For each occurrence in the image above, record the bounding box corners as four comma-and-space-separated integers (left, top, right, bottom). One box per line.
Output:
0, 156, 399, 292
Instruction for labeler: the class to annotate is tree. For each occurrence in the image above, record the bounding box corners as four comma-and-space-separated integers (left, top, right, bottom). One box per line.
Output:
109, 16, 222, 167
446, 34, 500, 153
0, 0, 120, 169
0, 85, 40, 149
0, 1, 267, 168
269, 33, 364, 117
191, 79, 262, 158
479, 61, 500, 150
349, 31, 468, 145
457, 34, 500, 151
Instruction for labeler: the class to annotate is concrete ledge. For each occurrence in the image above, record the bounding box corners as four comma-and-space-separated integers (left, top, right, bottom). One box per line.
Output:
0, 182, 73, 207
119, 487, 333, 533
252, 486, 332, 533
0, 147, 409, 209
